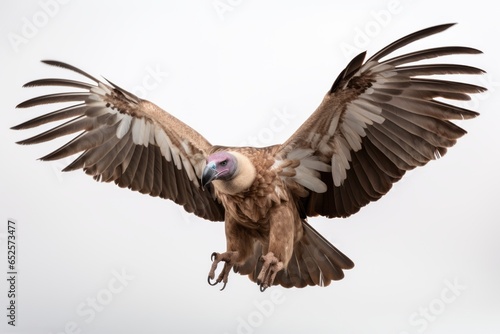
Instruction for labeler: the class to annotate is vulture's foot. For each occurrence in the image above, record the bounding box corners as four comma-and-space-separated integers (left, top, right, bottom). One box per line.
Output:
257, 252, 284, 292
207, 251, 238, 291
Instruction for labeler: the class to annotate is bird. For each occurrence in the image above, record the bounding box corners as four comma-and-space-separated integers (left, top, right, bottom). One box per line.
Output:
12, 23, 485, 291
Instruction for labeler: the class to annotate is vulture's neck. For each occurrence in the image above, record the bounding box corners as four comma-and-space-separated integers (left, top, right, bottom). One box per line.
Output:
213, 151, 256, 195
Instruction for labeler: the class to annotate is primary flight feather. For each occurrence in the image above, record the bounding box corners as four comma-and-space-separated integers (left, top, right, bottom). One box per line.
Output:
13, 23, 485, 290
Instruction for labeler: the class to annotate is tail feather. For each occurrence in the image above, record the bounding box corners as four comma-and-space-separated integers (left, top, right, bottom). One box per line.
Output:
235, 221, 354, 288
276, 221, 354, 288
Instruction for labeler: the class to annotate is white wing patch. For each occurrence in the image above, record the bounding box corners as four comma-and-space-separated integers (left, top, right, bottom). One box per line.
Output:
116, 114, 132, 139
277, 148, 331, 193
293, 64, 389, 187
327, 66, 390, 187
331, 136, 352, 187
114, 111, 200, 186
154, 126, 172, 161
131, 117, 145, 145
349, 99, 385, 124
329, 100, 384, 186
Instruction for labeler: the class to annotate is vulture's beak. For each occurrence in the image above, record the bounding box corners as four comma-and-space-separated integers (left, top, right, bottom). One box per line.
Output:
201, 162, 217, 189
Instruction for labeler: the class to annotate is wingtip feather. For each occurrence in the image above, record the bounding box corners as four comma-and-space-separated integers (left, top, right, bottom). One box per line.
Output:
40, 60, 100, 83
368, 23, 459, 62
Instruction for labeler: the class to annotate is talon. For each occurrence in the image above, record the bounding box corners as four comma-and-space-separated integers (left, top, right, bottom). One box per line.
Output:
208, 276, 219, 286
207, 251, 237, 290
256, 252, 284, 291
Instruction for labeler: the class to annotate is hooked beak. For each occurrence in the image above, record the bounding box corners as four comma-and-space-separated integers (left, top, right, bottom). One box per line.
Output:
201, 162, 218, 189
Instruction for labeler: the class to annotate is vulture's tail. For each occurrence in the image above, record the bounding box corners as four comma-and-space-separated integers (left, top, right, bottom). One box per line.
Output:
235, 220, 354, 288
275, 220, 354, 288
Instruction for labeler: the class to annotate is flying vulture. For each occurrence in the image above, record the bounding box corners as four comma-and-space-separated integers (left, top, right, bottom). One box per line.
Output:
13, 23, 485, 291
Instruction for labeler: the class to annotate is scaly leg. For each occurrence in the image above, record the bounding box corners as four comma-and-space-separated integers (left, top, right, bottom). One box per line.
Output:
256, 206, 297, 291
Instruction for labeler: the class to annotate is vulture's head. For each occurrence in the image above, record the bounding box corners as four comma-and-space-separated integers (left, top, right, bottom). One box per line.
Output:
201, 152, 238, 189
201, 151, 257, 194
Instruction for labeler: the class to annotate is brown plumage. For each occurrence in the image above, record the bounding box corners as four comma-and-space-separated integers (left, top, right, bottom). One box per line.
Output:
12, 23, 485, 290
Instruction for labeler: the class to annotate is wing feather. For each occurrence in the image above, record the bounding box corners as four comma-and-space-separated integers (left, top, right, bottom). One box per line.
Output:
276, 23, 484, 218
14, 60, 224, 221
151, 146, 163, 197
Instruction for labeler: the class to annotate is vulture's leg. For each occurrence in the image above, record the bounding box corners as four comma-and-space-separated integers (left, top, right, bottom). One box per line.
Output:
208, 217, 254, 290
257, 205, 297, 291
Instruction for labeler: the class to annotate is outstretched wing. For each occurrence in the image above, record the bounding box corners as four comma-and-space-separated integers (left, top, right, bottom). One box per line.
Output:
13, 60, 225, 221
276, 23, 485, 218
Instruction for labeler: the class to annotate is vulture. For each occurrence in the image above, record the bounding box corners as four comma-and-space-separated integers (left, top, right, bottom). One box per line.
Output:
13, 23, 485, 291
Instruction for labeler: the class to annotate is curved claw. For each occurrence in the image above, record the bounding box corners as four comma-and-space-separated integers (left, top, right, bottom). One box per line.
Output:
256, 252, 283, 291
207, 276, 227, 290
208, 251, 237, 291
208, 276, 219, 286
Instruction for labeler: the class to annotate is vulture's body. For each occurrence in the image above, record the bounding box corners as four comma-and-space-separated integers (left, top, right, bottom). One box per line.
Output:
13, 24, 485, 290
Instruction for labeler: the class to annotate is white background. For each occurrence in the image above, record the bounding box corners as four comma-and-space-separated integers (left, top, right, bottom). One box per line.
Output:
1, 1, 499, 333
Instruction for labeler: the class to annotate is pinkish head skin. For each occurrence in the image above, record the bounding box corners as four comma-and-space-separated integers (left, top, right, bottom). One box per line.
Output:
201, 152, 238, 188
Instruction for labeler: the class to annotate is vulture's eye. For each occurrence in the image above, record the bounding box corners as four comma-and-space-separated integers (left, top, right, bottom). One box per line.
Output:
220, 160, 227, 166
